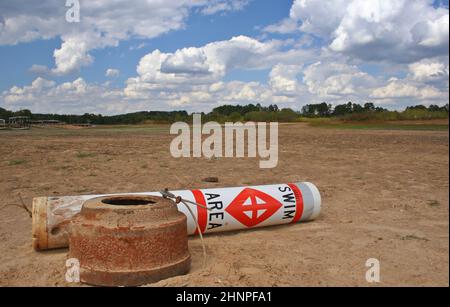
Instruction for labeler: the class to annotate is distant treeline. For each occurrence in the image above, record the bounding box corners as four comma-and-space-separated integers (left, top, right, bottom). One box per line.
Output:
301, 102, 449, 121
0, 108, 188, 125
1, 102, 448, 125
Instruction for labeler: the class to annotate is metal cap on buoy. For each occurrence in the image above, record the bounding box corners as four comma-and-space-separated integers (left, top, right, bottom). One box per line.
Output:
68, 195, 191, 287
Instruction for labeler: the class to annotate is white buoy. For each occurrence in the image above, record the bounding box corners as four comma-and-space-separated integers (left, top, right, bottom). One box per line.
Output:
32, 182, 321, 250
174, 182, 321, 235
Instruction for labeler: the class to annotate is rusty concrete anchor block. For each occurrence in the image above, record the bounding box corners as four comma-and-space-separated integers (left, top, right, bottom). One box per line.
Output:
69, 195, 191, 286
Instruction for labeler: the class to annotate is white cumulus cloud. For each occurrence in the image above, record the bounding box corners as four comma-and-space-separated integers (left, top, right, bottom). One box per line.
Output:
371, 78, 445, 100
105, 69, 120, 78
303, 61, 376, 99
0, 1, 253, 75
269, 64, 302, 96
265, 0, 449, 63
1, 1, 449, 113
130, 36, 285, 88
409, 59, 449, 83
199, 0, 251, 15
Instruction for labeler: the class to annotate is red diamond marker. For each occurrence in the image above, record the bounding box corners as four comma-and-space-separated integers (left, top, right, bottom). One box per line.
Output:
226, 188, 282, 227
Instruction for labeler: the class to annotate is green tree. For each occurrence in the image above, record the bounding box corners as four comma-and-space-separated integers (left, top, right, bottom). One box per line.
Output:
364, 102, 376, 112
301, 102, 332, 117
333, 102, 353, 116
227, 111, 243, 122
276, 108, 298, 122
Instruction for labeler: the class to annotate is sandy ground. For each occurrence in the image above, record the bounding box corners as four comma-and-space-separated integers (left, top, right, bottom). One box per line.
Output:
0, 123, 448, 287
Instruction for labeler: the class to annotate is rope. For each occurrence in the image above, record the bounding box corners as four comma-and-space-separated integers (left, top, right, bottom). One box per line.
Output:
0, 194, 32, 218
160, 189, 211, 268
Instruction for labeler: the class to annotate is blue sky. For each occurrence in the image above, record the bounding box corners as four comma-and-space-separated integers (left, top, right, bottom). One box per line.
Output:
0, 0, 448, 114
0, 0, 294, 90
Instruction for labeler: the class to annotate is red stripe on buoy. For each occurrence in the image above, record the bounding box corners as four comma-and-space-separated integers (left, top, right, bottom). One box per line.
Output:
288, 183, 304, 223
191, 190, 208, 234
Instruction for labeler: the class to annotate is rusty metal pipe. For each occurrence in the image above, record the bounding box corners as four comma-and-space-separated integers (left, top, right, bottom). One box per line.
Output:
69, 195, 191, 286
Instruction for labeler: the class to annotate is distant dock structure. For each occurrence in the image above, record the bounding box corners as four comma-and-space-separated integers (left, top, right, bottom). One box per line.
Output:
8, 116, 31, 130
72, 123, 93, 128
31, 119, 65, 127
0, 117, 94, 130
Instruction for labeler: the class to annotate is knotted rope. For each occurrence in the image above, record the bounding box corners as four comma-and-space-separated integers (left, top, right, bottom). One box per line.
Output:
160, 189, 211, 268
